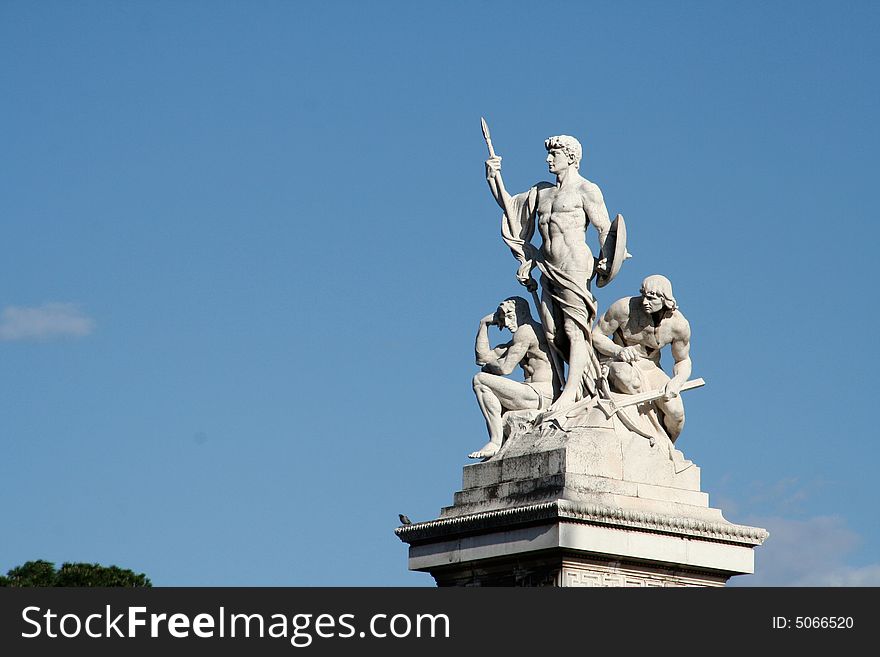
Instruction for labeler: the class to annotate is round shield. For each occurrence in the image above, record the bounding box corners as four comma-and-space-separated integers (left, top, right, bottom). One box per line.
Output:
596, 213, 628, 288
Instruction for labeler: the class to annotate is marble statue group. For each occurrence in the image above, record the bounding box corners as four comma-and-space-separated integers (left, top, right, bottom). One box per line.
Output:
396, 120, 766, 590
470, 120, 702, 460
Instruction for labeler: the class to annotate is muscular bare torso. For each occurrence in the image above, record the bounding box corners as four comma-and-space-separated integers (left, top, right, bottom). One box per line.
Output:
505, 324, 552, 384
534, 182, 595, 274
613, 297, 688, 360
519, 342, 552, 384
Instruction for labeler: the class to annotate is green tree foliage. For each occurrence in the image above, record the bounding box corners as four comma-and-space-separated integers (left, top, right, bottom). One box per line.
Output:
0, 560, 152, 587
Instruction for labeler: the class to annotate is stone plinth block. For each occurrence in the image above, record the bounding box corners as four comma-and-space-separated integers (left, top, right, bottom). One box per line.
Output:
397, 426, 767, 586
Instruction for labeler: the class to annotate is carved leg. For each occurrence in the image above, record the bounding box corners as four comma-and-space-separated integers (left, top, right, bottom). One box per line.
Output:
472, 373, 503, 447
607, 362, 643, 394
655, 396, 685, 443
549, 318, 587, 410
470, 373, 543, 459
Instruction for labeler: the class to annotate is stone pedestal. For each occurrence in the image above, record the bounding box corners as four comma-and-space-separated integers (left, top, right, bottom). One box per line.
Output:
397, 420, 767, 586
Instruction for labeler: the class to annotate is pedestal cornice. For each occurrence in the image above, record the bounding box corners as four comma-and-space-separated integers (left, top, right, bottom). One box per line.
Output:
396, 499, 768, 547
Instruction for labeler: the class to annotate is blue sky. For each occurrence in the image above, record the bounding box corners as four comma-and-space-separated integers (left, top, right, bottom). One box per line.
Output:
1, 1, 878, 586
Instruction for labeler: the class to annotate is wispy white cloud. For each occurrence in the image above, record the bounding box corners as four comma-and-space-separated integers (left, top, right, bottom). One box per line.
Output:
744, 476, 826, 515
730, 515, 880, 586
716, 476, 826, 528
0, 303, 95, 341
716, 477, 879, 586
806, 565, 880, 586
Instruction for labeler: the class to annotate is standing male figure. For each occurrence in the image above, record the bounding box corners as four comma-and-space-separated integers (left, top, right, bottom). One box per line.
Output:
485, 135, 611, 411
591, 275, 692, 442
469, 297, 553, 459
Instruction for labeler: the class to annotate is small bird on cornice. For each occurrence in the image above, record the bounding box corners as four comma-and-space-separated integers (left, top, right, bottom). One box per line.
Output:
399, 514, 412, 525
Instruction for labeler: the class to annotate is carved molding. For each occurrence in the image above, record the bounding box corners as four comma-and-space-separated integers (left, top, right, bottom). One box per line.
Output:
396, 499, 768, 546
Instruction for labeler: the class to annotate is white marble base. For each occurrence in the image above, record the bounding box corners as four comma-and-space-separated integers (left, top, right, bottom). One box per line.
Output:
397, 426, 767, 587
402, 500, 759, 586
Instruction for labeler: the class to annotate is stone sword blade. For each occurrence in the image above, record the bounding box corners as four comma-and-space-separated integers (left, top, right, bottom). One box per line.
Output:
597, 377, 706, 419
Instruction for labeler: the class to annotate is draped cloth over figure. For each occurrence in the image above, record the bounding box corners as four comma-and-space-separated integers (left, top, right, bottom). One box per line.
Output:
500, 186, 601, 402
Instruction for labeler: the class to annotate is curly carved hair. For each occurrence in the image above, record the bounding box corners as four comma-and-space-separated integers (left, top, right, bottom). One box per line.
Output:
544, 135, 582, 168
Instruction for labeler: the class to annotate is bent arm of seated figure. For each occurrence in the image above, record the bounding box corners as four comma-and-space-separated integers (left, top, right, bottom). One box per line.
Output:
666, 332, 692, 396
591, 301, 627, 358
483, 335, 529, 376
475, 314, 498, 365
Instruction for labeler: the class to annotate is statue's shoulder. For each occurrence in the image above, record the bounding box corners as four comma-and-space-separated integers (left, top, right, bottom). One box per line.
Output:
604, 296, 634, 319
670, 310, 691, 338
619, 295, 640, 313
520, 181, 555, 208
577, 177, 603, 199
513, 322, 539, 343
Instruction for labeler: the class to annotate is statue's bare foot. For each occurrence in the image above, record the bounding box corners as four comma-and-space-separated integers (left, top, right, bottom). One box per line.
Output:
468, 442, 500, 460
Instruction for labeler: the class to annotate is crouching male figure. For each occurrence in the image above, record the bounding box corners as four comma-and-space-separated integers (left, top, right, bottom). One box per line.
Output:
470, 297, 553, 459
591, 275, 692, 442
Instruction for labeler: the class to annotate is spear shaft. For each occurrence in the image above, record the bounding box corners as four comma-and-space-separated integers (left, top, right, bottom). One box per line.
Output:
481, 117, 564, 397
